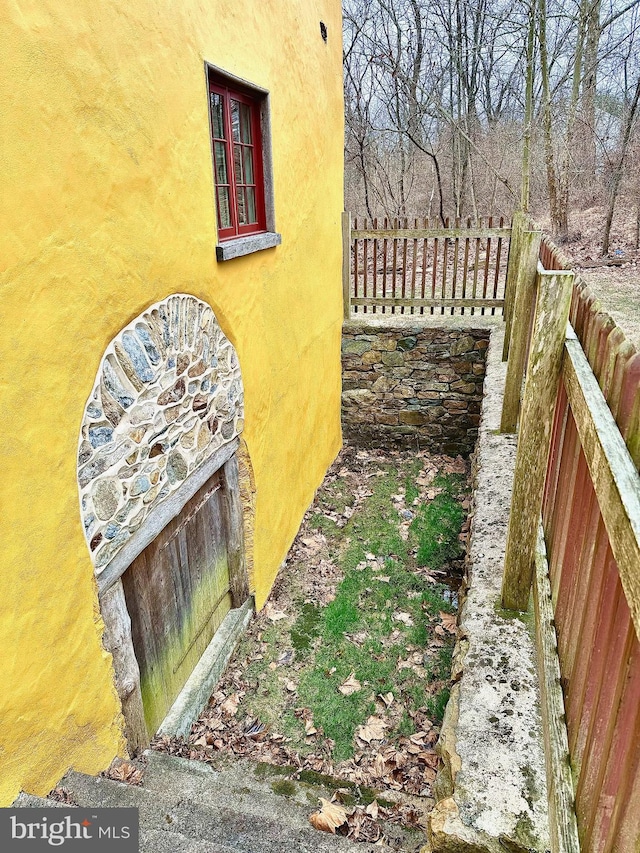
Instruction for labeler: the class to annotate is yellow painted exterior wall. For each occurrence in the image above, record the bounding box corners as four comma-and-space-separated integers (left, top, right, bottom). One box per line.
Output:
0, 0, 344, 804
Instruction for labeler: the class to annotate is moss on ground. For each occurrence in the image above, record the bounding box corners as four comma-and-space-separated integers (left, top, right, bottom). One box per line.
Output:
224, 454, 469, 766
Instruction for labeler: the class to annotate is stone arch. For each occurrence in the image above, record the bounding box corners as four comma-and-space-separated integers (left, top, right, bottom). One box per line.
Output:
78, 294, 244, 577
79, 295, 251, 750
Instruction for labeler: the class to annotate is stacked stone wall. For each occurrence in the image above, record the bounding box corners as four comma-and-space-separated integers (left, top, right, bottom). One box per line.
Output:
342, 323, 490, 456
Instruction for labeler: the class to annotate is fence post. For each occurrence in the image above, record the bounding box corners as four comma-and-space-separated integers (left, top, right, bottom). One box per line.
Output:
342, 211, 352, 321
502, 210, 527, 361
501, 267, 575, 611
500, 228, 542, 433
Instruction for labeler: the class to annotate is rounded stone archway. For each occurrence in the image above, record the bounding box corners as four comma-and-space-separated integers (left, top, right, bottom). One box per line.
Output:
78, 294, 250, 750
78, 294, 244, 577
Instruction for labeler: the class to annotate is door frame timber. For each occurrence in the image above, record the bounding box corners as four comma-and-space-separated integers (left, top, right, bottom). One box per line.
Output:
98, 437, 250, 752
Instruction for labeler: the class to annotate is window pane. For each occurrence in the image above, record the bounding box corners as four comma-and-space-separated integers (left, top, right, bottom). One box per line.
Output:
243, 147, 254, 185
240, 103, 253, 144
237, 188, 247, 224
214, 141, 228, 184
246, 186, 257, 223
233, 144, 244, 184
230, 99, 241, 142
210, 92, 225, 139
217, 187, 232, 229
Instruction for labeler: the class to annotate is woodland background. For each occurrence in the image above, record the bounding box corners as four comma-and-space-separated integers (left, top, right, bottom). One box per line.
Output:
343, 0, 640, 257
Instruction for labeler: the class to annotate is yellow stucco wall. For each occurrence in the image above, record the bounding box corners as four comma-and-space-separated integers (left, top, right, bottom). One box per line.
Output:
0, 0, 344, 804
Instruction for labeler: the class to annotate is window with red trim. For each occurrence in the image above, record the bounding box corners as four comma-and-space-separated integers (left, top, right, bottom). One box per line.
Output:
209, 77, 267, 241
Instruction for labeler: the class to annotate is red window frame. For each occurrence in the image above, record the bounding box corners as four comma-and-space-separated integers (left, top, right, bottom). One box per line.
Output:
208, 77, 267, 241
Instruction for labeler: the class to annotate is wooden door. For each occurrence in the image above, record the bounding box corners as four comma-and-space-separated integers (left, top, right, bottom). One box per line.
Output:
121, 458, 245, 733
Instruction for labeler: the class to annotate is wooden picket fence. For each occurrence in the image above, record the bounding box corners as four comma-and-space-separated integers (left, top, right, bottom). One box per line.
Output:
501, 226, 640, 852
542, 237, 640, 852
341, 214, 511, 318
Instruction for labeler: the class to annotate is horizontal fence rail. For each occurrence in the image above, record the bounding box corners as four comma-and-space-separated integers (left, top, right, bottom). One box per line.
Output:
536, 236, 640, 851
343, 214, 511, 318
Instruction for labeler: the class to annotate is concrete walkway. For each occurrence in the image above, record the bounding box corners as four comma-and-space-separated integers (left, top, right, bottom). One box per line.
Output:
427, 328, 551, 853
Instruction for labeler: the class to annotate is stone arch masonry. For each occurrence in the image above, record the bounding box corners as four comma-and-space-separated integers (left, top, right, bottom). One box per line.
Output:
78, 294, 244, 577
342, 321, 490, 456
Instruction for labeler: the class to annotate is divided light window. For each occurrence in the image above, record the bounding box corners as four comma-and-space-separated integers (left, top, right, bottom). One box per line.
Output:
209, 77, 266, 241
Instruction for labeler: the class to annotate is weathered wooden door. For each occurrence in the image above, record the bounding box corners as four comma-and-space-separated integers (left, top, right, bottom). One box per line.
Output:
121, 457, 246, 733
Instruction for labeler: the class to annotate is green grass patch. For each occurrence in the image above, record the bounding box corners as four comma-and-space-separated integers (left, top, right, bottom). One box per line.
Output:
239, 458, 467, 764
294, 462, 462, 760
410, 475, 466, 568
290, 603, 322, 653
308, 513, 341, 539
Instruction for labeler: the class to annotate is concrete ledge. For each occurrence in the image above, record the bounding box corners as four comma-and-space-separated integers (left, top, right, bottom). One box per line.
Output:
216, 232, 281, 261
427, 328, 551, 852
158, 597, 254, 738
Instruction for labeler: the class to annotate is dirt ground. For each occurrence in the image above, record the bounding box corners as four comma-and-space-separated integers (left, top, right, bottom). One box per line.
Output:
151, 444, 471, 849
535, 203, 640, 349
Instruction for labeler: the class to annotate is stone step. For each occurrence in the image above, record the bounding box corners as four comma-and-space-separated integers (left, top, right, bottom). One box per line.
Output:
140, 751, 322, 826
140, 827, 239, 853
13, 753, 428, 851
12, 795, 237, 853
51, 759, 380, 853
140, 750, 428, 851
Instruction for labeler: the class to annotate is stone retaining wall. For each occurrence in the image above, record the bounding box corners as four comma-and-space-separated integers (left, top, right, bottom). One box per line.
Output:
342, 322, 490, 456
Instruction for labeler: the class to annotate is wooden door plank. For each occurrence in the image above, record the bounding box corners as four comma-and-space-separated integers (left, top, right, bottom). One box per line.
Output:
122, 468, 234, 733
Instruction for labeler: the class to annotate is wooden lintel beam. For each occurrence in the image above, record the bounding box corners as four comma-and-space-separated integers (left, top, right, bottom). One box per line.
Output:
562, 326, 640, 641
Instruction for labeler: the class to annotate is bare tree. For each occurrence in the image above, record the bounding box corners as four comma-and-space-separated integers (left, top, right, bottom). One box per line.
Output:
343, 0, 640, 241
602, 70, 640, 251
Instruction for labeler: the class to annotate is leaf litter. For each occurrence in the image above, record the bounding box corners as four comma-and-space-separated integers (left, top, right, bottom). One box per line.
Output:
152, 443, 470, 850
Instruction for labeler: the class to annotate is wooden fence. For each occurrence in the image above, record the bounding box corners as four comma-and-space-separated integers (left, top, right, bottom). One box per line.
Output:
342, 214, 511, 318
502, 231, 640, 852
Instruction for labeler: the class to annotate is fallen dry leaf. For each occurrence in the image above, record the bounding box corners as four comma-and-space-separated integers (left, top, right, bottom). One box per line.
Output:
356, 716, 387, 744
365, 800, 379, 819
220, 693, 241, 716
309, 798, 348, 833
393, 611, 414, 626
305, 719, 318, 736
264, 602, 288, 622
106, 761, 143, 786
346, 630, 370, 646
338, 672, 362, 696
439, 611, 457, 634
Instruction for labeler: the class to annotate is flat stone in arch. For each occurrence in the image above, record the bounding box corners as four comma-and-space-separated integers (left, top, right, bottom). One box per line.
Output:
77, 294, 244, 575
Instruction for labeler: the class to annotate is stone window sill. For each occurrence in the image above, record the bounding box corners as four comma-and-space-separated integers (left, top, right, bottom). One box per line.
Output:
216, 232, 282, 261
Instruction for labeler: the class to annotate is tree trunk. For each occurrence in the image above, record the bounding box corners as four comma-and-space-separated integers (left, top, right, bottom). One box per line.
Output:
581, 0, 602, 178
539, 0, 564, 239
602, 73, 640, 255
521, 1, 535, 214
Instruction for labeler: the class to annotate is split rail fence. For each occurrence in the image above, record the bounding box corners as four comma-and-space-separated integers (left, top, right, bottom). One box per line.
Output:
341, 213, 511, 318
501, 222, 640, 852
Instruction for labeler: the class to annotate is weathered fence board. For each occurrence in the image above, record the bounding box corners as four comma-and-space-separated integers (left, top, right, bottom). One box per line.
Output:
535, 233, 640, 852
533, 525, 581, 853
501, 266, 573, 610
562, 332, 640, 636
345, 215, 510, 317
